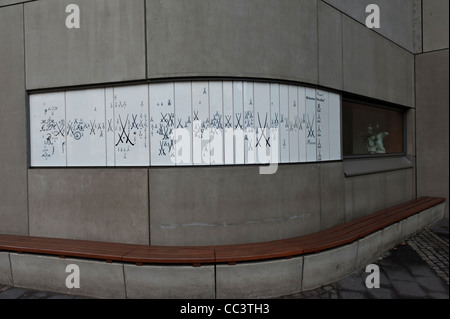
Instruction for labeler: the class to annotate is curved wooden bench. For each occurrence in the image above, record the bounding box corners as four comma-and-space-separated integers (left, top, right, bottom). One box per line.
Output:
0, 196, 445, 267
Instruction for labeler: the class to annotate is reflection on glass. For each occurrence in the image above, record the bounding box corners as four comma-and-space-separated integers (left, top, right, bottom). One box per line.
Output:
343, 101, 404, 157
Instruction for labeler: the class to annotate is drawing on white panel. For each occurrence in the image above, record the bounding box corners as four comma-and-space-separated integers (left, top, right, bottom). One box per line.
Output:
30, 92, 66, 167
305, 88, 317, 162
113, 85, 149, 166
150, 82, 175, 166
192, 82, 210, 165
65, 88, 106, 166
254, 82, 271, 164
243, 82, 255, 164
233, 81, 245, 165
29, 80, 342, 167
209, 81, 224, 165
174, 82, 192, 165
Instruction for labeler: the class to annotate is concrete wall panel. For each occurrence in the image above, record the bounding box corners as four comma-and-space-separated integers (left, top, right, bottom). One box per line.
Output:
0, 0, 33, 6
0, 4, 28, 235
124, 264, 215, 299
416, 50, 449, 218
385, 169, 415, 207
24, 0, 146, 89
344, 172, 386, 221
146, 0, 318, 84
0, 252, 13, 286
10, 253, 126, 298
149, 164, 321, 246
323, 0, 422, 53
423, 0, 449, 52
320, 162, 346, 230
302, 242, 357, 291
28, 169, 149, 244
318, 1, 343, 90
342, 15, 414, 107
216, 257, 303, 299
356, 230, 382, 270
380, 223, 400, 253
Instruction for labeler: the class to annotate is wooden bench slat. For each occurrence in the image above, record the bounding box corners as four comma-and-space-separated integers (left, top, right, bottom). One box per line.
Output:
214, 240, 302, 263
286, 197, 445, 253
122, 246, 216, 264
0, 197, 445, 265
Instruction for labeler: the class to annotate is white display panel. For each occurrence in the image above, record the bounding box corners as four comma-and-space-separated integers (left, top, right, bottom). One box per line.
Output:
288, 85, 299, 163
270, 83, 280, 164
243, 82, 255, 165
150, 82, 175, 166
65, 89, 106, 166
254, 82, 271, 165
297, 87, 307, 163
30, 92, 66, 167
279, 85, 290, 163
305, 88, 317, 162
105, 88, 115, 166
29, 81, 342, 167
223, 82, 234, 165
233, 81, 245, 165
209, 81, 224, 165
316, 90, 330, 161
174, 82, 192, 166
192, 81, 210, 165
114, 85, 149, 166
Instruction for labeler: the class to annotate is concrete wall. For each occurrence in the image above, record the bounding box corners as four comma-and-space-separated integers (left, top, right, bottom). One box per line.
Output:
0, 4, 28, 235
416, 50, 449, 218
0, 0, 447, 244
24, 0, 146, 89
146, 0, 318, 85
323, 0, 422, 53
422, 0, 449, 52
28, 169, 150, 244
416, 0, 449, 218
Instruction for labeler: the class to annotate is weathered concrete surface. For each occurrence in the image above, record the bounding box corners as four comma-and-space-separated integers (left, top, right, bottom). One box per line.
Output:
146, 0, 318, 85
380, 223, 401, 253
323, 0, 422, 53
124, 264, 215, 299
0, 4, 28, 236
216, 257, 303, 299
0, 252, 13, 286
356, 230, 382, 270
416, 50, 449, 219
28, 169, 149, 244
342, 15, 414, 108
24, 0, 146, 89
422, 0, 449, 52
149, 164, 321, 245
10, 253, 126, 299
318, 1, 343, 90
302, 242, 357, 291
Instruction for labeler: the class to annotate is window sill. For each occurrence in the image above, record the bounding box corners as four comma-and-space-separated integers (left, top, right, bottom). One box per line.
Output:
344, 156, 413, 177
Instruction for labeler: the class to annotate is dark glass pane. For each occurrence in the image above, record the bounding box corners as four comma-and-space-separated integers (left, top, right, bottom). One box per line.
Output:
343, 101, 404, 157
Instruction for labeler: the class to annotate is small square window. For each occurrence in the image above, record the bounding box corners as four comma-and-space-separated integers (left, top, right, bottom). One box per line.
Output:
343, 100, 405, 157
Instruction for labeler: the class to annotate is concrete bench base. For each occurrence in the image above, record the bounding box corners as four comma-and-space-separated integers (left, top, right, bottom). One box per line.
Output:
0, 203, 445, 299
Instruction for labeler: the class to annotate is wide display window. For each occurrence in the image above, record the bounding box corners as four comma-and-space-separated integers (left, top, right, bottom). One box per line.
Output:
343, 101, 405, 157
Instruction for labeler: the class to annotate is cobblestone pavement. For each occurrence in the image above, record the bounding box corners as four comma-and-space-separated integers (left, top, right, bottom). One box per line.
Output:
0, 219, 448, 299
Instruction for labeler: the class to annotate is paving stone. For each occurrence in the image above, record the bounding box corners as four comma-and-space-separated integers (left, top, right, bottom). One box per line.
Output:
367, 287, 398, 299
338, 290, 368, 299
0, 287, 28, 299
337, 275, 367, 292
390, 280, 428, 298
415, 276, 448, 293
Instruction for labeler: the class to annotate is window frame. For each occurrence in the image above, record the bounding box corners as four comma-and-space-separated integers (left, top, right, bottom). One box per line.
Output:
342, 97, 407, 160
